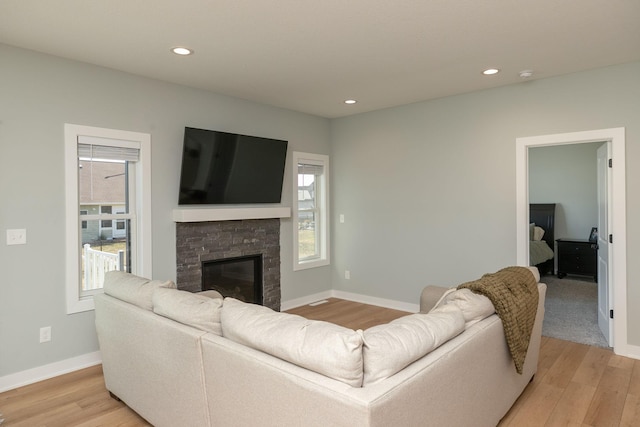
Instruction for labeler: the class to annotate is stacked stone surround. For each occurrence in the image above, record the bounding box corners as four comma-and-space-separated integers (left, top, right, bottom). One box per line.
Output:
176, 218, 281, 311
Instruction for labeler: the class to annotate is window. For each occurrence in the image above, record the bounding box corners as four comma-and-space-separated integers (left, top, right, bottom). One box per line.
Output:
293, 152, 329, 270
65, 124, 151, 314
100, 205, 113, 228
80, 210, 88, 229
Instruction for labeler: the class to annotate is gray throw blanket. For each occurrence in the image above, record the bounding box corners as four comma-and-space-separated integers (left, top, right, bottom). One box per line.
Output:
457, 266, 539, 374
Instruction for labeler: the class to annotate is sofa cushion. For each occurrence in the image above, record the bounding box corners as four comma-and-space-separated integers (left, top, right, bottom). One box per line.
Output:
362, 304, 465, 386
103, 271, 176, 310
428, 266, 539, 328
153, 288, 223, 335
221, 298, 364, 387
197, 289, 224, 299
432, 288, 495, 327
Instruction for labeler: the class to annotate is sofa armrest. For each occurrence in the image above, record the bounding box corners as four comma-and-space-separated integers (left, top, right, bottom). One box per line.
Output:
419, 286, 451, 313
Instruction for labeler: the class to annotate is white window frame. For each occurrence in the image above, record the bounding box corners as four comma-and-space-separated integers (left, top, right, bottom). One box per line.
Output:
293, 151, 330, 271
64, 124, 152, 314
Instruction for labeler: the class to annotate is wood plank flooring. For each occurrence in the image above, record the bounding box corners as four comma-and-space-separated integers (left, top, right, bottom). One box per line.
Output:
0, 364, 150, 426
1, 298, 638, 426
285, 297, 409, 329
498, 336, 640, 427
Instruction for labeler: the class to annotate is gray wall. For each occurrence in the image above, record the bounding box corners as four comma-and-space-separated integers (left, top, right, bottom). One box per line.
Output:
1, 42, 639, 379
529, 142, 602, 240
0, 44, 331, 377
330, 61, 640, 345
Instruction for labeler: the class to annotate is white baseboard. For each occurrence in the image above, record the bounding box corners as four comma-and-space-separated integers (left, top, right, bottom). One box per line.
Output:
280, 291, 333, 311
330, 290, 419, 313
282, 290, 419, 313
0, 351, 102, 393
616, 342, 640, 360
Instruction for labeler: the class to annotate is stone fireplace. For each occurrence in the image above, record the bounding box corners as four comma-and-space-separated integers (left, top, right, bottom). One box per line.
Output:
175, 216, 282, 311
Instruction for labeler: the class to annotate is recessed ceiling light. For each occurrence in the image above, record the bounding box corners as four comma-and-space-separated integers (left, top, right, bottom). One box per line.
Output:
344, 99, 357, 105
482, 68, 500, 75
171, 47, 193, 56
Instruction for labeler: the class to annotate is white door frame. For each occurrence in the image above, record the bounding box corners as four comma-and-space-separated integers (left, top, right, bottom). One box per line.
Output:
515, 127, 632, 357
596, 144, 612, 344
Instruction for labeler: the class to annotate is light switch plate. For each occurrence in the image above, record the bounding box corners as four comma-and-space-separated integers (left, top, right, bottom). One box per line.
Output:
40, 326, 51, 343
6, 229, 27, 245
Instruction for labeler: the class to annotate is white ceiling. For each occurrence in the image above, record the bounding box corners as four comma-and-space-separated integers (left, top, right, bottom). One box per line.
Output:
1, 0, 639, 118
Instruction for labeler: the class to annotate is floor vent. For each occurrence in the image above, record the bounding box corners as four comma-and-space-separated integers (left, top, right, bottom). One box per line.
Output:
308, 299, 329, 306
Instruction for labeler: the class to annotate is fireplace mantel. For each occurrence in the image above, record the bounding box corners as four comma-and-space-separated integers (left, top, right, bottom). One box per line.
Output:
172, 206, 291, 222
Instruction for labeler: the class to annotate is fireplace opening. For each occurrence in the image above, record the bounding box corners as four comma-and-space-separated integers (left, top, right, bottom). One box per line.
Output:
202, 255, 263, 305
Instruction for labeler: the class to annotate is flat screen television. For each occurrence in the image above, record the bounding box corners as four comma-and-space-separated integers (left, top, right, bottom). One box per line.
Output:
178, 127, 288, 205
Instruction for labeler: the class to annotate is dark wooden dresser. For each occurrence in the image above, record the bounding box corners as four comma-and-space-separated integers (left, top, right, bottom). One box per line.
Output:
556, 238, 597, 281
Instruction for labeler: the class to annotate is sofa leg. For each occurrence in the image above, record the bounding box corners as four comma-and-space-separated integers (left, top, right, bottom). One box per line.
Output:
109, 391, 122, 402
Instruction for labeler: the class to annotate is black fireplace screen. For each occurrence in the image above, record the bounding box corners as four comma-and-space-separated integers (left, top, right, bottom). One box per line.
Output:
201, 255, 263, 304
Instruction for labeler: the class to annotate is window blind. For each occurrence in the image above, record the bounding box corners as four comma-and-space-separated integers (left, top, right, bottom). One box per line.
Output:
298, 163, 324, 175
78, 143, 140, 162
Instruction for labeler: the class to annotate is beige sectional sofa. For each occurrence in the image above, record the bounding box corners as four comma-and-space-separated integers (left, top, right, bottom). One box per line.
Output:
94, 268, 546, 427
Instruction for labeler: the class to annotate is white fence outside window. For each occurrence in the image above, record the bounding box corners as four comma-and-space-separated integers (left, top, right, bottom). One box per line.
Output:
83, 244, 124, 290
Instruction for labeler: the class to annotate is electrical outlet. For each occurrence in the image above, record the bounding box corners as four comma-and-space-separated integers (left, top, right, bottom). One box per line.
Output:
6, 229, 27, 245
39, 326, 51, 343
345, 270, 351, 280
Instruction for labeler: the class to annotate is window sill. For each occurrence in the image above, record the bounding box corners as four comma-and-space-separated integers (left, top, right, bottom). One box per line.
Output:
66, 295, 97, 314
294, 258, 330, 271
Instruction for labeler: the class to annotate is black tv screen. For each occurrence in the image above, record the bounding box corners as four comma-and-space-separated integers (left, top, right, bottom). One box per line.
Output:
178, 127, 288, 205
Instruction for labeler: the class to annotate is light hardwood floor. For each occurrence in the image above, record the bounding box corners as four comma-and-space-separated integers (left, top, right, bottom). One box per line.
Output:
285, 297, 409, 329
1, 298, 639, 426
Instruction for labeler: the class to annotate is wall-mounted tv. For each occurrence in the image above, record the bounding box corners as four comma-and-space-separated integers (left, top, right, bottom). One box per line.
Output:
178, 127, 288, 205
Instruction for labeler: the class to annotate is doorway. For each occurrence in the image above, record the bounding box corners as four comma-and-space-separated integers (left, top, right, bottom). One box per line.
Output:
515, 128, 627, 353
528, 143, 606, 346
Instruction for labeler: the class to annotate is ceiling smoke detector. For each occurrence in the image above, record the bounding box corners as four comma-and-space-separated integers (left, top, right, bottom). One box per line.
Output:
519, 70, 534, 79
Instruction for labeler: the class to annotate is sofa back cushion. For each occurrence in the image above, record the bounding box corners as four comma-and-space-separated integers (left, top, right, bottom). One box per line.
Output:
362, 304, 465, 386
431, 288, 495, 328
153, 288, 223, 335
103, 271, 176, 310
221, 298, 364, 387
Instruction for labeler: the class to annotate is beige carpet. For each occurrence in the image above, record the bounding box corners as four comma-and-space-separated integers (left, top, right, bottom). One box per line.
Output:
541, 274, 609, 348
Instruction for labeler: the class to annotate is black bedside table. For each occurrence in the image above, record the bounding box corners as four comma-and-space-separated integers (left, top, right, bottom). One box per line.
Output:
556, 238, 597, 281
